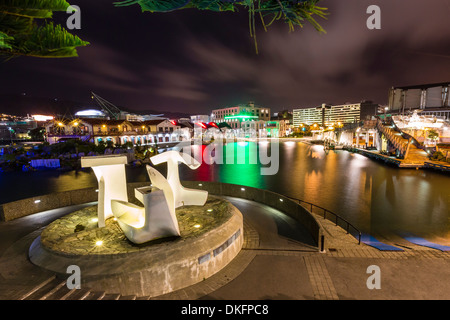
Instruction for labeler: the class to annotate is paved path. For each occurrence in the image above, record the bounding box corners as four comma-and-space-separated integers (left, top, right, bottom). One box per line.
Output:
2, 197, 450, 300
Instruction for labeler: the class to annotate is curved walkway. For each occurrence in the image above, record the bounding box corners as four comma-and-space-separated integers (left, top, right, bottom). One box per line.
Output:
2, 197, 450, 300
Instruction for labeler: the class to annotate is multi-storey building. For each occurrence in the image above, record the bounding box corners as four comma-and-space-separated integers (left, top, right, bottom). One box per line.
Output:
293, 107, 322, 127
211, 102, 270, 129
293, 101, 379, 127
266, 110, 293, 137
210, 102, 270, 137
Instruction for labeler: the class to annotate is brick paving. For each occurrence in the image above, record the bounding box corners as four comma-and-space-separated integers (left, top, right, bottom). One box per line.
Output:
304, 256, 339, 300
153, 206, 450, 300
3, 197, 450, 300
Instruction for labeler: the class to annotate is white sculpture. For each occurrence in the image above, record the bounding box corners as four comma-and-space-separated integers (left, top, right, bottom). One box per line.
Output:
111, 166, 180, 244
81, 155, 128, 228
150, 151, 208, 208
82, 151, 207, 244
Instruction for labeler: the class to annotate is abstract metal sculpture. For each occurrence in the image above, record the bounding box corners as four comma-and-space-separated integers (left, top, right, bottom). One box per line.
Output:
111, 166, 180, 244
81, 155, 128, 228
150, 151, 208, 208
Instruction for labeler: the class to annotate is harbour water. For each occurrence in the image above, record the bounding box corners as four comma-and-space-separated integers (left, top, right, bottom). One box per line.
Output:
1, 141, 449, 240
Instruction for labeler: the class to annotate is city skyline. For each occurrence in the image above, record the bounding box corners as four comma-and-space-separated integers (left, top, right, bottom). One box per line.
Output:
1, 1, 450, 115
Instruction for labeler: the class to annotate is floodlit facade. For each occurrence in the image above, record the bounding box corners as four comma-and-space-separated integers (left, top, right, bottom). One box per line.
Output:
388, 82, 450, 120
44, 118, 185, 145
211, 102, 270, 129
210, 102, 271, 137
293, 101, 379, 127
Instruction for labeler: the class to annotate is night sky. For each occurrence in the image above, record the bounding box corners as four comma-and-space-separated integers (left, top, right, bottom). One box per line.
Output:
1, 0, 450, 115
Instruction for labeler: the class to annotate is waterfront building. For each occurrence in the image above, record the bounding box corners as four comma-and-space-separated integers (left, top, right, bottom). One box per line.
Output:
293, 107, 322, 127
0, 114, 41, 143
210, 102, 270, 137
293, 101, 379, 128
387, 82, 450, 120
268, 110, 293, 137
44, 118, 184, 145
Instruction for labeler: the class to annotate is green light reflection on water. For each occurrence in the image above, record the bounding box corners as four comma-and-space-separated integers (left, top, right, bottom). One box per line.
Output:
218, 141, 266, 189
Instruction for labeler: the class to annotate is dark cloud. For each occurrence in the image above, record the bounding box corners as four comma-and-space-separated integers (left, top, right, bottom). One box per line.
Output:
1, 0, 449, 114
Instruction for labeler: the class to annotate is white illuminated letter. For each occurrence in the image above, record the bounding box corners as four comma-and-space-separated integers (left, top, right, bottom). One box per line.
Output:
366, 5, 381, 30
66, 265, 81, 289
66, 5, 81, 30
366, 265, 381, 289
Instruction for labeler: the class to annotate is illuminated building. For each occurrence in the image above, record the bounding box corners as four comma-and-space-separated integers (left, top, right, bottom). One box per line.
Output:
210, 102, 270, 137
44, 118, 184, 145
293, 101, 379, 128
387, 82, 450, 120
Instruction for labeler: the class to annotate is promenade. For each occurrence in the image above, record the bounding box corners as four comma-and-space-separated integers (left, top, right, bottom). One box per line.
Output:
1, 196, 450, 301
347, 147, 450, 172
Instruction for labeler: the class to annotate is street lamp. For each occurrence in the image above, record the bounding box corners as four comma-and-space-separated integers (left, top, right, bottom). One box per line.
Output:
7, 127, 13, 144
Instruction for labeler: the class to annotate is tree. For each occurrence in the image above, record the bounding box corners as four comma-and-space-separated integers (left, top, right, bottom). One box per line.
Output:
0, 0, 89, 59
427, 129, 439, 141
114, 0, 328, 53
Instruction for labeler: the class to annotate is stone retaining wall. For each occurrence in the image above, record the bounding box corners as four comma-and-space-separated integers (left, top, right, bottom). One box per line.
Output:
0, 188, 98, 221
29, 201, 243, 298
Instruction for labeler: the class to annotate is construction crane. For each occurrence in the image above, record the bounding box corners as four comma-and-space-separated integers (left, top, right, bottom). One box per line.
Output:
91, 92, 122, 120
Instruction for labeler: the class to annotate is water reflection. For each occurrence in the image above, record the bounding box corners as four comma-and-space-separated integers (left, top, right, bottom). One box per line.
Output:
1, 141, 449, 239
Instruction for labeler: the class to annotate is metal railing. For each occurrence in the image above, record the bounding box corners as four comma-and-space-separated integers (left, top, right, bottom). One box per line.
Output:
285, 195, 362, 245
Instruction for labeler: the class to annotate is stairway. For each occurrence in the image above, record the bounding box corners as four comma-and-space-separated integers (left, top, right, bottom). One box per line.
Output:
376, 119, 428, 162
18, 276, 148, 300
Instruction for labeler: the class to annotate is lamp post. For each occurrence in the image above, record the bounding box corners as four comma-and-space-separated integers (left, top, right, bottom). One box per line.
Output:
8, 127, 13, 145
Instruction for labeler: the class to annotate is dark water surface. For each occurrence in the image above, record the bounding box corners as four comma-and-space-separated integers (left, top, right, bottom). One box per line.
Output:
1, 141, 449, 238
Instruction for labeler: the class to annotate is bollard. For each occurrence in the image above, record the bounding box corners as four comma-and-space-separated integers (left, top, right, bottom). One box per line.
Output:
320, 235, 325, 253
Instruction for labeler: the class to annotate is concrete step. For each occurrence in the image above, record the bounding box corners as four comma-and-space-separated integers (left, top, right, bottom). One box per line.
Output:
16, 274, 145, 301
101, 293, 121, 300
18, 276, 56, 300
64, 288, 92, 300
44, 284, 75, 300
84, 291, 106, 300
23, 277, 66, 300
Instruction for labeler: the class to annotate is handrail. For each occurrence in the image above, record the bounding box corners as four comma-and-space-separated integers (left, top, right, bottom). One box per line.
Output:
285, 195, 362, 245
